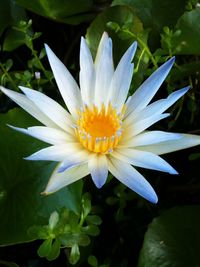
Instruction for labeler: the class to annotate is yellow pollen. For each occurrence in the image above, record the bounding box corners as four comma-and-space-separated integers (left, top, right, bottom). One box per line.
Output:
74, 103, 125, 153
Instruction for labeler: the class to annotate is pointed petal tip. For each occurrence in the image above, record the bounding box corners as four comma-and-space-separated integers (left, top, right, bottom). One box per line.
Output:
151, 195, 158, 204
170, 169, 179, 175
93, 180, 104, 189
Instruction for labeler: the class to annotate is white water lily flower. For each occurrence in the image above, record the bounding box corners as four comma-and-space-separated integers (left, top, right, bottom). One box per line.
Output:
1, 32, 200, 203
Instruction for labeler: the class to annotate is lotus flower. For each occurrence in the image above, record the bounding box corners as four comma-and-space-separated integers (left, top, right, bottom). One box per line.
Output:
1, 32, 200, 203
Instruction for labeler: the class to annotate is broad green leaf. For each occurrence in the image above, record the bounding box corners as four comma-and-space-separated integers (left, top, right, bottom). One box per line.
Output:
137, 206, 200, 267
15, 0, 94, 25
0, 0, 27, 51
86, 5, 143, 64
47, 238, 61, 261
69, 244, 80, 265
0, 109, 83, 245
37, 238, 52, 257
172, 7, 200, 55
49, 211, 59, 230
0, 260, 19, 267
112, 0, 187, 32
60, 233, 90, 247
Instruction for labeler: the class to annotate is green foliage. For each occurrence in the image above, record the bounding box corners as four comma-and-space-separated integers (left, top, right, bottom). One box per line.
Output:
0, 109, 83, 245
0, 0, 200, 266
15, 0, 95, 24
29, 194, 102, 265
137, 206, 200, 267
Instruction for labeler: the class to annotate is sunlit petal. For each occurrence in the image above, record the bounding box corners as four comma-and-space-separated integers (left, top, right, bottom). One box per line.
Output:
45, 44, 82, 117
112, 148, 178, 174
120, 131, 181, 147
88, 153, 108, 188
8, 125, 75, 145
108, 157, 158, 203
108, 42, 137, 111
137, 133, 200, 155
80, 37, 95, 106
25, 143, 83, 161
94, 32, 114, 107
44, 163, 89, 194
0, 87, 56, 127
19, 86, 73, 134
125, 57, 175, 116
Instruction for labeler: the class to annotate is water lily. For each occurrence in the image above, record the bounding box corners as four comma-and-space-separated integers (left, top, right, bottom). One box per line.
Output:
1, 32, 200, 203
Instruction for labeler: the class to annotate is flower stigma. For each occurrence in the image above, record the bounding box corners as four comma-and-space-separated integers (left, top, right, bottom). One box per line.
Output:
75, 103, 125, 153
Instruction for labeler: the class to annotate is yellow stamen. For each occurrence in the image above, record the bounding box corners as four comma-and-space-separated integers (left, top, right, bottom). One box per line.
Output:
75, 103, 124, 153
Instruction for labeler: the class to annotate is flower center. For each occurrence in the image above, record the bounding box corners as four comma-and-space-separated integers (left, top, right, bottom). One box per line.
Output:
74, 103, 124, 153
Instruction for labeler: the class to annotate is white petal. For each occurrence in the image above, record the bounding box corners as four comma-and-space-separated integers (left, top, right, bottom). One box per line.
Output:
0, 86, 57, 127
94, 32, 114, 107
44, 163, 89, 194
79, 37, 95, 106
19, 86, 73, 134
8, 125, 75, 145
137, 133, 200, 155
125, 57, 175, 116
112, 148, 178, 174
88, 153, 108, 188
123, 113, 170, 140
25, 143, 83, 161
108, 157, 158, 203
45, 44, 82, 117
108, 42, 137, 111
58, 150, 89, 172
124, 86, 189, 127
120, 131, 181, 147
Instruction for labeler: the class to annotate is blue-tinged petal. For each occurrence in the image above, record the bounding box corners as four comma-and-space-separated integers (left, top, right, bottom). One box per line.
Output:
112, 148, 178, 174
120, 131, 181, 147
108, 157, 158, 203
79, 37, 95, 106
125, 57, 175, 117
25, 143, 82, 161
123, 113, 170, 140
8, 125, 74, 145
94, 32, 114, 107
43, 163, 89, 194
0, 86, 56, 127
108, 42, 137, 111
137, 133, 200, 155
58, 151, 89, 173
88, 153, 108, 188
45, 44, 82, 117
124, 86, 189, 127
19, 86, 73, 134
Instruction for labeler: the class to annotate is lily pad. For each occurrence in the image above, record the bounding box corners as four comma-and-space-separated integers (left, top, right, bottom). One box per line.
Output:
137, 206, 200, 267
15, 0, 94, 25
0, 108, 82, 245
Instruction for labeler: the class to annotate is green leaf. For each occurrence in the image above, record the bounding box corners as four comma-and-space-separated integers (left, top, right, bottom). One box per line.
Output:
112, 0, 187, 33
15, 0, 94, 25
86, 5, 143, 64
60, 233, 90, 247
86, 215, 102, 225
49, 211, 59, 230
88, 255, 98, 267
0, 0, 27, 51
137, 206, 200, 267
0, 0, 24, 36
38, 238, 52, 257
82, 225, 100, 236
82, 193, 91, 219
0, 260, 19, 267
172, 7, 200, 55
47, 238, 61, 261
0, 109, 83, 245
69, 244, 80, 265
